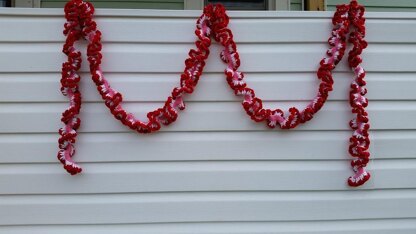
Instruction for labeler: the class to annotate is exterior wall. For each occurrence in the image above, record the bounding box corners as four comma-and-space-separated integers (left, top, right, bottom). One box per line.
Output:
41, 0, 184, 9
327, 0, 416, 12
1, 8, 416, 233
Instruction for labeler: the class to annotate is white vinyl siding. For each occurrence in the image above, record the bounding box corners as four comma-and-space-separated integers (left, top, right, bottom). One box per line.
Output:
41, 0, 184, 9
0, 8, 416, 233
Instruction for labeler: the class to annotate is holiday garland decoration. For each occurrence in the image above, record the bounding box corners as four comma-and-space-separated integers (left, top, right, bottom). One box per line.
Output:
59, 0, 371, 187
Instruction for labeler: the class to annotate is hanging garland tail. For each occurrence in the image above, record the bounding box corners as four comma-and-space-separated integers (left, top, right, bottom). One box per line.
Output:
346, 1, 371, 186
58, 1, 83, 175
59, 0, 371, 187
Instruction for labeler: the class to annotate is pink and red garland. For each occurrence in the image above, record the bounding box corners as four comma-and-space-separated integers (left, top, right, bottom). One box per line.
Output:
59, 0, 371, 187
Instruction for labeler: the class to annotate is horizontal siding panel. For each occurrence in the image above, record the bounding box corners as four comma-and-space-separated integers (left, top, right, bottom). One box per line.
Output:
2, 14, 416, 43
1, 190, 416, 225
328, 0, 416, 8
41, 1, 184, 10
0, 101, 415, 133
327, 0, 416, 9
327, 0, 416, 12
328, 6, 416, 12
2, 219, 416, 234
1, 131, 415, 163
1, 43, 416, 72
1, 160, 416, 194
1, 72, 415, 102
364, 7, 416, 12
3, 8, 416, 17
41, 2, 184, 10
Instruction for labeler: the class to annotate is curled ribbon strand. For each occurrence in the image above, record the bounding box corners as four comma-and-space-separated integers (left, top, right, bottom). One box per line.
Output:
59, 0, 371, 187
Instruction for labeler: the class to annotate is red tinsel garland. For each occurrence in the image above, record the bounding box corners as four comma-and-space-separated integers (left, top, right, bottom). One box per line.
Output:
59, 0, 371, 187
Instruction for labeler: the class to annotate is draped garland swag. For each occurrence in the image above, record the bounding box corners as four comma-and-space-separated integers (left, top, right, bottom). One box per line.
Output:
59, 0, 371, 187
